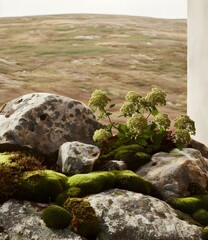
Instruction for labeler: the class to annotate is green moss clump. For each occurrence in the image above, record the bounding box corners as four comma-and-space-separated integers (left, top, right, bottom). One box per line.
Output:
67, 171, 116, 195
16, 170, 68, 203
168, 195, 208, 215
55, 187, 83, 206
202, 226, 208, 240
0, 152, 45, 203
193, 209, 208, 226
100, 144, 150, 171
113, 170, 152, 195
63, 198, 99, 238
168, 196, 203, 215
42, 204, 72, 229
66, 170, 152, 197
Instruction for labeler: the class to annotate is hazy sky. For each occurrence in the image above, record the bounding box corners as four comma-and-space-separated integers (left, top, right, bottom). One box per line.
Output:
0, 0, 187, 19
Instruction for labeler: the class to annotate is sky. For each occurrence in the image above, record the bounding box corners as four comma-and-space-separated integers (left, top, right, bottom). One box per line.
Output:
0, 0, 187, 19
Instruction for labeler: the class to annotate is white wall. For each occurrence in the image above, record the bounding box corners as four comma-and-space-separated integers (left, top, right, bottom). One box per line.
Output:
188, 0, 208, 145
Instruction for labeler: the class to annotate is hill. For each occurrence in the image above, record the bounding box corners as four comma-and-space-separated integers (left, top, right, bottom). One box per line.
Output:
0, 14, 187, 120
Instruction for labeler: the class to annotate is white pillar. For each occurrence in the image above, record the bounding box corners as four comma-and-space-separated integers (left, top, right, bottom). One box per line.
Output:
188, 0, 208, 145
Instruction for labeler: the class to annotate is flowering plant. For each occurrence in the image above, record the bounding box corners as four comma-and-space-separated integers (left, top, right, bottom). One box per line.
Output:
88, 88, 195, 152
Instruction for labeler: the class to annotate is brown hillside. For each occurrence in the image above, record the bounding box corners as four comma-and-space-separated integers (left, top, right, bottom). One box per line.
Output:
0, 14, 187, 121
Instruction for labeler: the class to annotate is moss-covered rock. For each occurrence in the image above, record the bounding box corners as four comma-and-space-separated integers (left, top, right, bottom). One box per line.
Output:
202, 226, 208, 240
63, 198, 100, 238
193, 209, 208, 226
55, 187, 83, 206
66, 170, 152, 198
168, 195, 208, 215
168, 196, 203, 215
42, 204, 72, 229
16, 170, 68, 203
99, 144, 151, 171
0, 152, 45, 203
113, 170, 152, 195
67, 171, 116, 196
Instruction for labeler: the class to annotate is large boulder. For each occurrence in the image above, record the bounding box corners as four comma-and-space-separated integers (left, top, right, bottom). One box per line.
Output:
0, 199, 82, 240
87, 189, 202, 240
137, 148, 208, 200
57, 141, 100, 175
0, 93, 99, 154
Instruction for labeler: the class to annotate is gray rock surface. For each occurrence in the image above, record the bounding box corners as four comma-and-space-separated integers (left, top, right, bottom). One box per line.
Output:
87, 189, 202, 240
0, 200, 82, 240
137, 148, 208, 200
57, 141, 100, 175
0, 93, 99, 154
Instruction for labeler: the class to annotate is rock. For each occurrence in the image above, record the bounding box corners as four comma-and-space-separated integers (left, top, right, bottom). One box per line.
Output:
100, 160, 127, 171
0, 93, 99, 155
189, 138, 208, 159
137, 148, 208, 200
87, 189, 202, 240
57, 141, 100, 175
0, 199, 82, 240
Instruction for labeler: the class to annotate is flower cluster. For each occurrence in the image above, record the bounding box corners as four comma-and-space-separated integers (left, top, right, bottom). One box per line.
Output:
88, 90, 110, 112
145, 88, 166, 107
93, 129, 112, 143
174, 115, 196, 135
173, 115, 196, 146
126, 113, 148, 136
155, 113, 171, 130
88, 88, 196, 151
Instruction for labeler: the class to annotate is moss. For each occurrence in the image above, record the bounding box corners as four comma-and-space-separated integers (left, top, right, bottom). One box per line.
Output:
202, 226, 208, 240
66, 170, 152, 197
42, 204, 72, 229
168, 196, 203, 215
63, 198, 99, 238
16, 170, 68, 203
100, 144, 151, 171
67, 171, 116, 195
112, 170, 152, 195
192, 209, 208, 226
55, 187, 83, 206
0, 152, 45, 203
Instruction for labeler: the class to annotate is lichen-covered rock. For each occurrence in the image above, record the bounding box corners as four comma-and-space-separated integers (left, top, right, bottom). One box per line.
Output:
87, 189, 203, 240
63, 198, 100, 238
16, 170, 68, 203
57, 141, 100, 175
0, 93, 99, 154
42, 204, 72, 229
137, 148, 208, 200
0, 199, 82, 240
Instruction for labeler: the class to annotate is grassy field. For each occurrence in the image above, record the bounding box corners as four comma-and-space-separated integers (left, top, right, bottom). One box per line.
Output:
0, 14, 187, 121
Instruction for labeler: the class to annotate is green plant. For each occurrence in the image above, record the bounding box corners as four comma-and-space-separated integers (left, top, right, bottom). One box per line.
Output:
88, 88, 195, 151
63, 198, 100, 238
42, 204, 72, 229
0, 152, 45, 203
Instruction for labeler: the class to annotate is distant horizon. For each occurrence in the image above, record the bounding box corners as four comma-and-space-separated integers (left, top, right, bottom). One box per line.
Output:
0, 0, 187, 19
